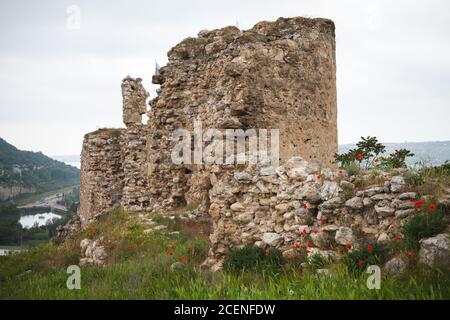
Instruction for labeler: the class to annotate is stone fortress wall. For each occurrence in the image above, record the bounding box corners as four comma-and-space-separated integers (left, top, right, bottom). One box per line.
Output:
69, 16, 450, 270
77, 16, 338, 229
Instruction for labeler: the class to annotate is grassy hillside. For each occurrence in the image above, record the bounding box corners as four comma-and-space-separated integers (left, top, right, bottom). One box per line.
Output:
0, 209, 448, 300
0, 138, 79, 197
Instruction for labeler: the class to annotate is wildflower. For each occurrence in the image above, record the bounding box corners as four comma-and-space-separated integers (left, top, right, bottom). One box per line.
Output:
303, 203, 308, 209
265, 250, 270, 257
357, 259, 365, 268
357, 153, 363, 160
314, 230, 318, 234
338, 169, 344, 174
300, 229, 308, 235
179, 256, 189, 262
415, 200, 426, 209
293, 243, 301, 249
396, 234, 402, 241
367, 245, 373, 252
373, 158, 380, 164
407, 252, 414, 258
316, 174, 321, 180
167, 250, 174, 256
338, 247, 344, 256
306, 249, 311, 254
307, 242, 313, 248
427, 204, 436, 212
320, 219, 326, 225
346, 243, 352, 251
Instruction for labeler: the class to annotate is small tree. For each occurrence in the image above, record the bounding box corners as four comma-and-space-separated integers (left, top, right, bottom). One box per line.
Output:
335, 136, 385, 170
335, 137, 414, 172
381, 149, 415, 169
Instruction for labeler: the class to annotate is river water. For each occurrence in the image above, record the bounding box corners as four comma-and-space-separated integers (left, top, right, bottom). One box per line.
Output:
19, 212, 62, 229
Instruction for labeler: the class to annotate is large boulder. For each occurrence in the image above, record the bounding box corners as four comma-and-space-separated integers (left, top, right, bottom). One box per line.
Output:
384, 256, 407, 276
345, 197, 364, 210
335, 227, 354, 246
262, 232, 283, 246
419, 234, 450, 268
390, 176, 406, 193
320, 182, 341, 201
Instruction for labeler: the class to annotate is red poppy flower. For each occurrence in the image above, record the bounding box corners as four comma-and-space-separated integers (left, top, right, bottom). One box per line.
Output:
179, 256, 189, 262
407, 252, 414, 258
427, 204, 436, 212
316, 175, 321, 180
303, 203, 308, 209
367, 245, 373, 252
265, 250, 270, 257
167, 250, 174, 256
301, 229, 308, 235
373, 158, 380, 163
346, 243, 352, 250
306, 249, 311, 254
307, 242, 313, 248
396, 234, 402, 241
357, 259, 365, 268
320, 219, 326, 225
314, 230, 318, 234
415, 200, 426, 209
338, 169, 344, 174
293, 243, 301, 249
357, 153, 363, 160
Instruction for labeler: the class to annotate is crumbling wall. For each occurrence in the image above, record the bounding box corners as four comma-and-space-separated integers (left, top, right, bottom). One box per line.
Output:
147, 16, 337, 211
77, 76, 150, 227
76, 16, 338, 232
203, 157, 434, 270
120, 77, 150, 212
77, 129, 124, 227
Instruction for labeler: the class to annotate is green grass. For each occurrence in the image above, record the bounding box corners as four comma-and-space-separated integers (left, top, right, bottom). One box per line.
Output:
1, 209, 449, 300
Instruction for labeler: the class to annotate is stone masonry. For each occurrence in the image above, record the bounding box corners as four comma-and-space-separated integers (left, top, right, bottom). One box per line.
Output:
59, 16, 450, 271
147, 16, 337, 211
74, 16, 339, 228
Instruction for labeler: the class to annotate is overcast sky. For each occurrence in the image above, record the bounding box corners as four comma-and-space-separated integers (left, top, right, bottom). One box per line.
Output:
0, 0, 449, 156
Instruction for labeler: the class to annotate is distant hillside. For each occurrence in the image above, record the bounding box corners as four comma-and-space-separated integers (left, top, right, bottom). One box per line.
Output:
51, 155, 80, 169
339, 141, 450, 166
0, 138, 79, 200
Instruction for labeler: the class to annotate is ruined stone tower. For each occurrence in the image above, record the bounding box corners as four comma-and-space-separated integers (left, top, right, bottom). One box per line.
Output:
147, 16, 337, 211
76, 16, 337, 227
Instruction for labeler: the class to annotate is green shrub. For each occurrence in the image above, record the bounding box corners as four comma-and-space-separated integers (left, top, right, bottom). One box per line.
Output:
223, 245, 284, 274
402, 206, 448, 249
335, 136, 414, 171
343, 162, 361, 176
381, 149, 415, 169
342, 243, 389, 274
335, 136, 386, 170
